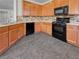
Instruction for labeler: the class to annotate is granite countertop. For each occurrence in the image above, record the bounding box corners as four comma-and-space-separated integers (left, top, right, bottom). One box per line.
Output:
67, 22, 79, 26
0, 20, 53, 27
0, 21, 24, 27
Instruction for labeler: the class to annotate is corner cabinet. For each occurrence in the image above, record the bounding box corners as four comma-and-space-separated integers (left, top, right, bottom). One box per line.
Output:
0, 26, 8, 54
23, 1, 42, 16
42, 2, 54, 16
40, 23, 52, 35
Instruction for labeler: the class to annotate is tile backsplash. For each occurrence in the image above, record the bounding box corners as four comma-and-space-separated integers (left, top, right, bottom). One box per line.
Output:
70, 16, 79, 23
23, 16, 56, 22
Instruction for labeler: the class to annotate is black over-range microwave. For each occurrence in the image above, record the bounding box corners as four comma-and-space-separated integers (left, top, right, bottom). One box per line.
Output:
54, 6, 68, 15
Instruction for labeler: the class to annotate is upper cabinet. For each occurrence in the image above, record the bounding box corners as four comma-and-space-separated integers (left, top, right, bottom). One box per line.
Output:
42, 1, 54, 16
30, 3, 42, 16
54, 0, 69, 8
60, 0, 69, 7
23, 0, 79, 16
23, 1, 42, 16
54, 0, 61, 8
69, 0, 79, 15
23, 1, 31, 16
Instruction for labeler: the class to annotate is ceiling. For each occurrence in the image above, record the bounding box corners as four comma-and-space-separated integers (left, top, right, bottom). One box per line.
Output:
26, 0, 53, 5
0, 0, 13, 9
31, 0, 49, 3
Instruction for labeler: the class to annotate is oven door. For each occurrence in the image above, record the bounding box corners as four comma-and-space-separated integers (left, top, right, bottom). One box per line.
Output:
53, 25, 65, 34
52, 24, 66, 42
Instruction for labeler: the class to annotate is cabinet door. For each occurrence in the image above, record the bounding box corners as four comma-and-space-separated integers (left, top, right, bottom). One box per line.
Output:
18, 24, 25, 39
42, 6, 48, 16
37, 6, 42, 16
67, 25, 77, 45
9, 29, 18, 46
0, 33, 8, 54
41, 23, 47, 33
60, 0, 69, 6
50, 1, 54, 16
69, 0, 79, 15
46, 23, 52, 35
35, 23, 41, 32
23, 1, 31, 16
30, 3, 35, 16
77, 26, 79, 46
54, 0, 60, 8
42, 2, 54, 16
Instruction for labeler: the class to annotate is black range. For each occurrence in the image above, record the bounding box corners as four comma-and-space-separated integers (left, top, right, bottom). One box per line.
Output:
52, 18, 70, 42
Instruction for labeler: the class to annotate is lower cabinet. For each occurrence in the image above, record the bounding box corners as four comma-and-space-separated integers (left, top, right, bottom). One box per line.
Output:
77, 26, 79, 46
0, 23, 25, 54
67, 25, 78, 46
40, 22, 52, 35
9, 28, 18, 46
35, 23, 41, 32
0, 27, 8, 54
46, 23, 52, 35
41, 23, 47, 33
17, 23, 25, 39
9, 23, 25, 46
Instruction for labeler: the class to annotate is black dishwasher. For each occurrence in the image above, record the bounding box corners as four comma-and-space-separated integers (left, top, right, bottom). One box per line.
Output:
26, 23, 34, 35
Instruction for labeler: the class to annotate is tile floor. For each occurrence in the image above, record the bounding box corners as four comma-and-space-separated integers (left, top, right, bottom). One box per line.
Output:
0, 32, 79, 59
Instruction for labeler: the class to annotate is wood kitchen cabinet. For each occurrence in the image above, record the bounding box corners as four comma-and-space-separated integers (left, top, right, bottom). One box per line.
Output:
17, 23, 25, 39
23, 1, 42, 16
67, 25, 77, 45
41, 23, 47, 33
46, 23, 52, 35
60, 0, 69, 6
23, 1, 31, 16
0, 26, 8, 54
9, 25, 18, 46
54, 0, 60, 8
69, 0, 79, 15
54, 0, 69, 8
42, 1, 54, 16
35, 23, 41, 32
30, 3, 42, 16
77, 26, 79, 46
40, 23, 52, 35
50, 1, 54, 16
30, 3, 36, 16
9, 23, 25, 46
37, 6, 42, 16
42, 4, 50, 16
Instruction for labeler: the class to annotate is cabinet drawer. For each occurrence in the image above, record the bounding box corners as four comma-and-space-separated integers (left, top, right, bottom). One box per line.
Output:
0, 26, 8, 34
67, 25, 77, 30
9, 24, 18, 30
